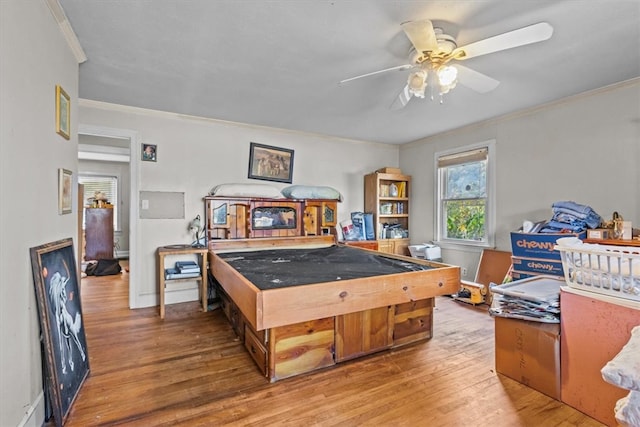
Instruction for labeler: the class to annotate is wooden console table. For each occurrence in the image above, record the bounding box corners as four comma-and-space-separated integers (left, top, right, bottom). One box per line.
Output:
157, 245, 208, 319
583, 238, 640, 247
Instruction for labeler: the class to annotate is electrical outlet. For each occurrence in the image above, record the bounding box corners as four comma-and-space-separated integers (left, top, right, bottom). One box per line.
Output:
461, 267, 468, 277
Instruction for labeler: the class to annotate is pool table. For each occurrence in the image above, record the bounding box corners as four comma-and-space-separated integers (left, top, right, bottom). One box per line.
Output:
209, 235, 459, 381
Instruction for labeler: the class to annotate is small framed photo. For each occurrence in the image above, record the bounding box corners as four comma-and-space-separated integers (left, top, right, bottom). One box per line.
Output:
58, 168, 72, 215
55, 85, 70, 140
30, 238, 89, 427
248, 142, 294, 183
142, 143, 157, 162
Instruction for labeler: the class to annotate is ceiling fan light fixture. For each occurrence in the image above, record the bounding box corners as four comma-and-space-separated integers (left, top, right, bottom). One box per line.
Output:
438, 65, 458, 86
407, 70, 427, 98
437, 65, 458, 95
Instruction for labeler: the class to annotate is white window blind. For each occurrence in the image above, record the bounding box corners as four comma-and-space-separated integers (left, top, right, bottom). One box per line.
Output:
79, 175, 118, 230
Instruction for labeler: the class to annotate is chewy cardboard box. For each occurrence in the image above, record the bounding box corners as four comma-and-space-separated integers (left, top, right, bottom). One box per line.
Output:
511, 256, 564, 277
510, 231, 586, 261
495, 316, 561, 400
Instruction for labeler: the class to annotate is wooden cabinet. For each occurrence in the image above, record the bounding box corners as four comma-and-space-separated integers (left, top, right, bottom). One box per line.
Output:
303, 200, 337, 236
216, 282, 434, 381
335, 306, 393, 362
393, 299, 434, 347
84, 207, 114, 260
364, 171, 411, 255
205, 196, 338, 240
377, 238, 410, 256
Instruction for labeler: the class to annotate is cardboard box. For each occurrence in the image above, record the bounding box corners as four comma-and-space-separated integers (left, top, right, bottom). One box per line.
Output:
510, 231, 586, 260
376, 167, 402, 174
495, 316, 561, 400
511, 256, 564, 277
586, 228, 610, 240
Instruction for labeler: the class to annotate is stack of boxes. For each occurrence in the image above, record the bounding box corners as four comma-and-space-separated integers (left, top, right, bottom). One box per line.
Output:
497, 229, 585, 402
492, 276, 564, 400
509, 230, 586, 280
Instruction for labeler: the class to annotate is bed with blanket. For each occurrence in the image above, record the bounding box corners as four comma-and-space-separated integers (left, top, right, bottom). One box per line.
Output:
208, 235, 459, 381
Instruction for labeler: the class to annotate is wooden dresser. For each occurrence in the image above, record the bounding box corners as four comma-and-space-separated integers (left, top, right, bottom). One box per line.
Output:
84, 207, 114, 260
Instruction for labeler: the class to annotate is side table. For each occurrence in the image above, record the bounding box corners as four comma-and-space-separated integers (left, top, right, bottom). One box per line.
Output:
157, 245, 208, 319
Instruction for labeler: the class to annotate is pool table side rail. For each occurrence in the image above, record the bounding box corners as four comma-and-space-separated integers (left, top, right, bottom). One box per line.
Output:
209, 237, 460, 331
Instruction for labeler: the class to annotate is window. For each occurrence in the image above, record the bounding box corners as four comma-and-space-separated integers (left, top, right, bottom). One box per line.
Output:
78, 175, 119, 230
435, 142, 495, 247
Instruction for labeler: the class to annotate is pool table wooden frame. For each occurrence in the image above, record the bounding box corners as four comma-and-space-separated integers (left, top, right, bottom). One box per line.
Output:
208, 235, 460, 381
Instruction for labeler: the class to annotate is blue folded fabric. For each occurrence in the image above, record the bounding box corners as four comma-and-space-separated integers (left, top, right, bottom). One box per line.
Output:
545, 220, 586, 233
551, 201, 602, 229
552, 201, 592, 217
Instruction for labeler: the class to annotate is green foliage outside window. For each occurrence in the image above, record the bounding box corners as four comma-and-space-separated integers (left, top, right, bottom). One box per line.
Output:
445, 199, 486, 241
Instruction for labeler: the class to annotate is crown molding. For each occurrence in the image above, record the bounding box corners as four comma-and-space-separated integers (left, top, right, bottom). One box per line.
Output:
45, 0, 87, 64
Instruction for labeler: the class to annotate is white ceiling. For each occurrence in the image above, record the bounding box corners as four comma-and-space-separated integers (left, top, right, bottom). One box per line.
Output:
59, 0, 640, 145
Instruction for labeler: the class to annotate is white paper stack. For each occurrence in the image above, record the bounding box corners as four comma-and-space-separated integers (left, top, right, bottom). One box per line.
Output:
489, 276, 564, 323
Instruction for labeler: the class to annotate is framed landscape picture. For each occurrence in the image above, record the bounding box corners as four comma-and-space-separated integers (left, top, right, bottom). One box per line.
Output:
55, 85, 70, 140
248, 142, 294, 183
58, 168, 72, 215
30, 238, 89, 427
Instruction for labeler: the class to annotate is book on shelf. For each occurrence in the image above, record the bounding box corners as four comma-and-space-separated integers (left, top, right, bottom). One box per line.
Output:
175, 260, 198, 269
165, 267, 201, 280
175, 260, 200, 274
397, 182, 406, 198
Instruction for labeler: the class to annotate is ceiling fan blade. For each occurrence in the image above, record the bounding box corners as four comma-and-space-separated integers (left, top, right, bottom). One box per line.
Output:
454, 22, 553, 60
455, 64, 500, 93
339, 64, 414, 84
390, 85, 412, 110
401, 19, 438, 54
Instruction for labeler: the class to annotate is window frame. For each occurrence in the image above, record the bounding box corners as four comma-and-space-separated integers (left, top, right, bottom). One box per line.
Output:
434, 140, 496, 249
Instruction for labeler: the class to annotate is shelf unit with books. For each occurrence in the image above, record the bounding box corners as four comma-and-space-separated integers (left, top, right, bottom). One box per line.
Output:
364, 170, 411, 256
157, 245, 208, 319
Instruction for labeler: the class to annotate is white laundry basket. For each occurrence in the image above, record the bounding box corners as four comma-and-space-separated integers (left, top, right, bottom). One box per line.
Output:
555, 242, 640, 302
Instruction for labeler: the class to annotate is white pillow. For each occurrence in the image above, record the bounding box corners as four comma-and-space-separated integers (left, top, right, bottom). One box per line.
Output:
281, 185, 342, 201
615, 391, 640, 427
209, 183, 283, 199
602, 326, 640, 391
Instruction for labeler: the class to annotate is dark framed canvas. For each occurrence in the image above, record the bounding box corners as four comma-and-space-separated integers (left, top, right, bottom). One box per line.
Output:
30, 238, 89, 427
248, 142, 294, 183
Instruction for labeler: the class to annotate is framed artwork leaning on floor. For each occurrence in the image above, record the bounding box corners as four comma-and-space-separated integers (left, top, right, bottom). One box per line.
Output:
30, 238, 89, 427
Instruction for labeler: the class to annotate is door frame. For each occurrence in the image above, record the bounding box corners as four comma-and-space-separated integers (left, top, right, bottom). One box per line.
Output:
78, 124, 141, 309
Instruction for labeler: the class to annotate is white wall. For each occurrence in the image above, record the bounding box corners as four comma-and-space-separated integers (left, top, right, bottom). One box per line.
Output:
400, 79, 640, 277
78, 101, 400, 307
0, 1, 79, 426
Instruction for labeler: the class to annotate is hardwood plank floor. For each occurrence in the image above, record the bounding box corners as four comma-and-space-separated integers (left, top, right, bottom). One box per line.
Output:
56, 268, 604, 426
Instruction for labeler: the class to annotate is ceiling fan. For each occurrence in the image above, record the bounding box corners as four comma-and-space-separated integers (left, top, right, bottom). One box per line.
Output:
339, 20, 553, 109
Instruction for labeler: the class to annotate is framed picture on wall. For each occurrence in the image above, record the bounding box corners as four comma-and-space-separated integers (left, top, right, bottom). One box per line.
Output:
58, 168, 72, 215
141, 143, 157, 162
30, 238, 89, 427
55, 85, 70, 140
247, 142, 294, 183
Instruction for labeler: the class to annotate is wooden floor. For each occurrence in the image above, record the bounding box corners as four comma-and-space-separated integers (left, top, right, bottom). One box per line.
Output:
58, 268, 603, 427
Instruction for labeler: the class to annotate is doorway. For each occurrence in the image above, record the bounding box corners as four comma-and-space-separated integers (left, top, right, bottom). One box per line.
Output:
78, 124, 140, 309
